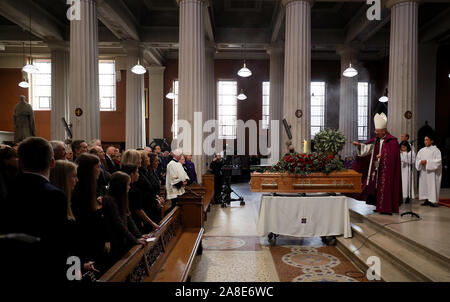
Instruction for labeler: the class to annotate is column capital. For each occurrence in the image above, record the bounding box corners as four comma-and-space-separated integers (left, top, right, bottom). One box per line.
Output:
282, 0, 315, 6
147, 65, 166, 75
386, 0, 420, 9
205, 40, 216, 51
47, 41, 69, 51
336, 44, 360, 58
266, 42, 284, 55
121, 40, 144, 57
176, 0, 208, 5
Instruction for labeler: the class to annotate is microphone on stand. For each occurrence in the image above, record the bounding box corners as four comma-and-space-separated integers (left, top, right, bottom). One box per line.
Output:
401, 137, 420, 219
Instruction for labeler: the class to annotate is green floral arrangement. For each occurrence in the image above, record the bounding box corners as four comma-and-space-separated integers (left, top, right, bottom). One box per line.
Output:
269, 152, 344, 176
313, 128, 346, 155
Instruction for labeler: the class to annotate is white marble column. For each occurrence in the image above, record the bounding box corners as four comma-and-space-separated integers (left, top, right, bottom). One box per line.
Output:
177, 0, 206, 183
387, 0, 418, 140
204, 42, 216, 170
49, 42, 69, 141
123, 41, 146, 150
148, 66, 166, 144
337, 46, 359, 157
69, 0, 100, 141
282, 0, 312, 153
267, 43, 284, 160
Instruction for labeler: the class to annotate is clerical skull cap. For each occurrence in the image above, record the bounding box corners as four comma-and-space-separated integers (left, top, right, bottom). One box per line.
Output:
374, 113, 388, 129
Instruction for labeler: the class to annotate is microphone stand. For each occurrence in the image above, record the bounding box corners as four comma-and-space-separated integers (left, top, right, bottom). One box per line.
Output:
401, 138, 420, 219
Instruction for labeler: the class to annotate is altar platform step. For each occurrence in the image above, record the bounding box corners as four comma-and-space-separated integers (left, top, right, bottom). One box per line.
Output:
337, 199, 450, 282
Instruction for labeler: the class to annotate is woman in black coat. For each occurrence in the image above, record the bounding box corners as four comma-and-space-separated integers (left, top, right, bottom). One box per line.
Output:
103, 172, 148, 264
71, 153, 110, 273
135, 151, 163, 224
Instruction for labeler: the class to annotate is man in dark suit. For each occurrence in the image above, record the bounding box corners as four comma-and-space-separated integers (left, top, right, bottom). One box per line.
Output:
0, 137, 68, 282
105, 146, 119, 173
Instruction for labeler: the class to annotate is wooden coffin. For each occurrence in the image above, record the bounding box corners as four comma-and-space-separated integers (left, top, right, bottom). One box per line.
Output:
250, 169, 362, 193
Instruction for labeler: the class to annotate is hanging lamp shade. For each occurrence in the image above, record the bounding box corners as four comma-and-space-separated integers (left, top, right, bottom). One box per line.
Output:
18, 80, 30, 88
22, 63, 39, 74
342, 62, 358, 78
378, 96, 388, 103
237, 62, 252, 78
166, 89, 175, 100
378, 88, 388, 103
237, 89, 247, 101
131, 59, 146, 74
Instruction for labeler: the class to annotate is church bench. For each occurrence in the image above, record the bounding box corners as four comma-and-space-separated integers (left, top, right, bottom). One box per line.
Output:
160, 184, 209, 226
99, 190, 204, 282
201, 173, 215, 220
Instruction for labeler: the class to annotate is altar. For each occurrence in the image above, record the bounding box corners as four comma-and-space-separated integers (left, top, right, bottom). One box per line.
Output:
256, 194, 352, 243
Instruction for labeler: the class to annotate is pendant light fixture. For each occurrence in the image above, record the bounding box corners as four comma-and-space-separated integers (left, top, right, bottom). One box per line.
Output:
18, 42, 30, 88
342, 62, 358, 78
237, 44, 252, 78
22, 5, 39, 74
237, 89, 247, 101
378, 88, 388, 103
166, 88, 175, 100
131, 58, 146, 75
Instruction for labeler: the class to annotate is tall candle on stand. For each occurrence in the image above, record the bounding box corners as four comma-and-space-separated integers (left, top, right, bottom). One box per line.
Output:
303, 140, 307, 154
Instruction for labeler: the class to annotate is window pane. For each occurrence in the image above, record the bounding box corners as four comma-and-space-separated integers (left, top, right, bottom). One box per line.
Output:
357, 82, 369, 140
99, 61, 116, 112
218, 80, 237, 138
310, 82, 325, 139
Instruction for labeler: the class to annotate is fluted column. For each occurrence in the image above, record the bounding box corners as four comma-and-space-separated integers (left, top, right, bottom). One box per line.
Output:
148, 66, 166, 144
69, 0, 100, 141
49, 42, 69, 141
177, 0, 206, 183
123, 41, 146, 150
282, 0, 312, 153
337, 45, 359, 157
267, 43, 284, 161
387, 0, 418, 139
204, 42, 216, 170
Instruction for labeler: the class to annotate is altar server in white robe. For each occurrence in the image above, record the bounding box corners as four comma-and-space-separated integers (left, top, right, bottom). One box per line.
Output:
400, 140, 415, 201
415, 136, 442, 207
166, 149, 190, 200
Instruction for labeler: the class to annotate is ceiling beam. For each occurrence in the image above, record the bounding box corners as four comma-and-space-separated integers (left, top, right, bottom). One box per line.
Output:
96, 0, 140, 41
420, 7, 450, 43
144, 47, 165, 66
0, 0, 63, 41
344, 0, 390, 43
204, 1, 215, 42
270, 2, 285, 43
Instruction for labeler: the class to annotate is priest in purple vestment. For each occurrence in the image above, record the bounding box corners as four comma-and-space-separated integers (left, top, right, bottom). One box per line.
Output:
350, 113, 403, 214
184, 154, 198, 184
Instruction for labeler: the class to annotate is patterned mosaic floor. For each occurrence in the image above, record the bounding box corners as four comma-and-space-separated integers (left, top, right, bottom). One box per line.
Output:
270, 245, 368, 282
190, 183, 368, 282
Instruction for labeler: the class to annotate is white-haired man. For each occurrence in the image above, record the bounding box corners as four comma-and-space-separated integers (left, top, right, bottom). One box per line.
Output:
166, 149, 190, 200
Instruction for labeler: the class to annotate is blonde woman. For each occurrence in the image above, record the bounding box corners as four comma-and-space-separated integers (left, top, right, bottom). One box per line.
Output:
121, 149, 142, 167
50, 160, 99, 275
50, 160, 78, 221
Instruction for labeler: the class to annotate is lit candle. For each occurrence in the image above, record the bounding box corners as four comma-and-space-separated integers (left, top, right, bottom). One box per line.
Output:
303, 140, 307, 154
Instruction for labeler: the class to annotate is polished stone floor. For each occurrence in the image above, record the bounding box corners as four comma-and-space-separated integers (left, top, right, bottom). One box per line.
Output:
190, 183, 362, 282
190, 183, 450, 282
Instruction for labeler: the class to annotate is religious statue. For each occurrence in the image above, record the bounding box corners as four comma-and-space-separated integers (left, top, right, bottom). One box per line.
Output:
13, 95, 36, 143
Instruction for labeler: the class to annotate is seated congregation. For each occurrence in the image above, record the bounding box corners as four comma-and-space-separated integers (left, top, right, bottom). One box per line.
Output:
0, 136, 201, 282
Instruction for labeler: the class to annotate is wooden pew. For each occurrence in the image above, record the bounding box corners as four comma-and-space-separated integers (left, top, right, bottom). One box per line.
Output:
201, 173, 215, 220
99, 189, 204, 282
160, 180, 213, 225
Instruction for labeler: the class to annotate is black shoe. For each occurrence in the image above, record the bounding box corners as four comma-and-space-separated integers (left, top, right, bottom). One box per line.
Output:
429, 203, 438, 208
